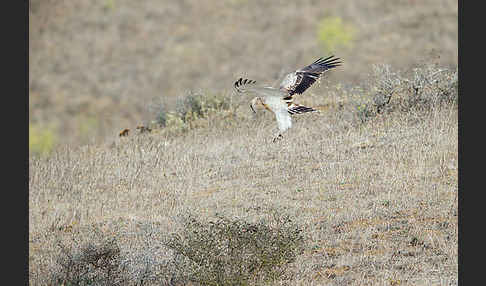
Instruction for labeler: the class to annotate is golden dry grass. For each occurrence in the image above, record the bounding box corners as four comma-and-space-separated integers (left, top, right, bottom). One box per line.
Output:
29, 83, 457, 284
29, 0, 457, 149
29, 1, 458, 284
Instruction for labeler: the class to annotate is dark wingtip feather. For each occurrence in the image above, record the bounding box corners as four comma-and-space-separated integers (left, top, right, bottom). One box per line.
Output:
288, 105, 317, 114
315, 55, 342, 67
321, 55, 342, 64
234, 77, 242, 91
300, 55, 342, 75
234, 77, 256, 92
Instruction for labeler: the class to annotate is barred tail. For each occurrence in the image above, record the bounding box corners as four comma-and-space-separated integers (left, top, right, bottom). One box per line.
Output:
234, 77, 256, 92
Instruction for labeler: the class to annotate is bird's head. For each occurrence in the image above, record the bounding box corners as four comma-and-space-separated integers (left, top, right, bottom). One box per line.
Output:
250, 97, 262, 114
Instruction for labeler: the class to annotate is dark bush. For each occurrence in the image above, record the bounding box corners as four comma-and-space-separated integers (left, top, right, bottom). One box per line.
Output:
357, 64, 458, 122
51, 238, 128, 286
164, 213, 305, 285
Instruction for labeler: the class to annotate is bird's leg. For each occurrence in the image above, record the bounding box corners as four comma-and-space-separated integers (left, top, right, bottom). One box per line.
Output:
272, 133, 283, 142
250, 104, 256, 114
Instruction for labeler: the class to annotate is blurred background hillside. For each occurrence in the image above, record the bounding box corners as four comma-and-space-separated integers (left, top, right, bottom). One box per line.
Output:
29, 0, 457, 153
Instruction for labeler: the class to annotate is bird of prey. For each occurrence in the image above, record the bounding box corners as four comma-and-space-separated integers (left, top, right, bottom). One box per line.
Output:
234, 55, 341, 142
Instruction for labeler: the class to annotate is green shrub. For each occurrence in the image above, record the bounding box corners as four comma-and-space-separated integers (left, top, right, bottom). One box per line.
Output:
165, 111, 188, 132
164, 213, 305, 285
175, 91, 231, 122
155, 105, 168, 127
201, 92, 231, 115
152, 91, 232, 132
176, 92, 204, 122
317, 17, 355, 53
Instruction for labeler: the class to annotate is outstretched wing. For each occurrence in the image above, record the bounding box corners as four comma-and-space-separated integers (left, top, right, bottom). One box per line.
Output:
279, 55, 342, 96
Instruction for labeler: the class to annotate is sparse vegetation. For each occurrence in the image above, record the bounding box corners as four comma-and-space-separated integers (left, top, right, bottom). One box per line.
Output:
29, 1, 457, 285
148, 90, 234, 133
355, 63, 458, 123
164, 213, 304, 285
29, 69, 458, 283
175, 91, 232, 124
51, 238, 127, 286
154, 104, 168, 127
29, 0, 457, 148
29, 123, 57, 156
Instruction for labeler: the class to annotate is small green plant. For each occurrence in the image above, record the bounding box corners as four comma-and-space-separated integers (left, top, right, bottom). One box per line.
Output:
155, 105, 168, 127
165, 213, 305, 285
317, 16, 355, 53
201, 92, 231, 115
103, 0, 116, 11
29, 123, 57, 156
176, 92, 204, 122
165, 112, 188, 132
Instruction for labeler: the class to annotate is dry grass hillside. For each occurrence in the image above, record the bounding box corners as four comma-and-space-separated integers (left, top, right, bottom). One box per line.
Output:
29, 62, 458, 285
29, 0, 457, 151
29, 1, 458, 284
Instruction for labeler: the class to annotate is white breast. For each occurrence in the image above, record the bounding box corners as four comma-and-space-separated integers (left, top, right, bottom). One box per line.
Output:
274, 108, 292, 132
261, 96, 292, 133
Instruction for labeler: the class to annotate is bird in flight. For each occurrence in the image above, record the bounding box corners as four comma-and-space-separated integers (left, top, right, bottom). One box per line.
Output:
234, 55, 341, 142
